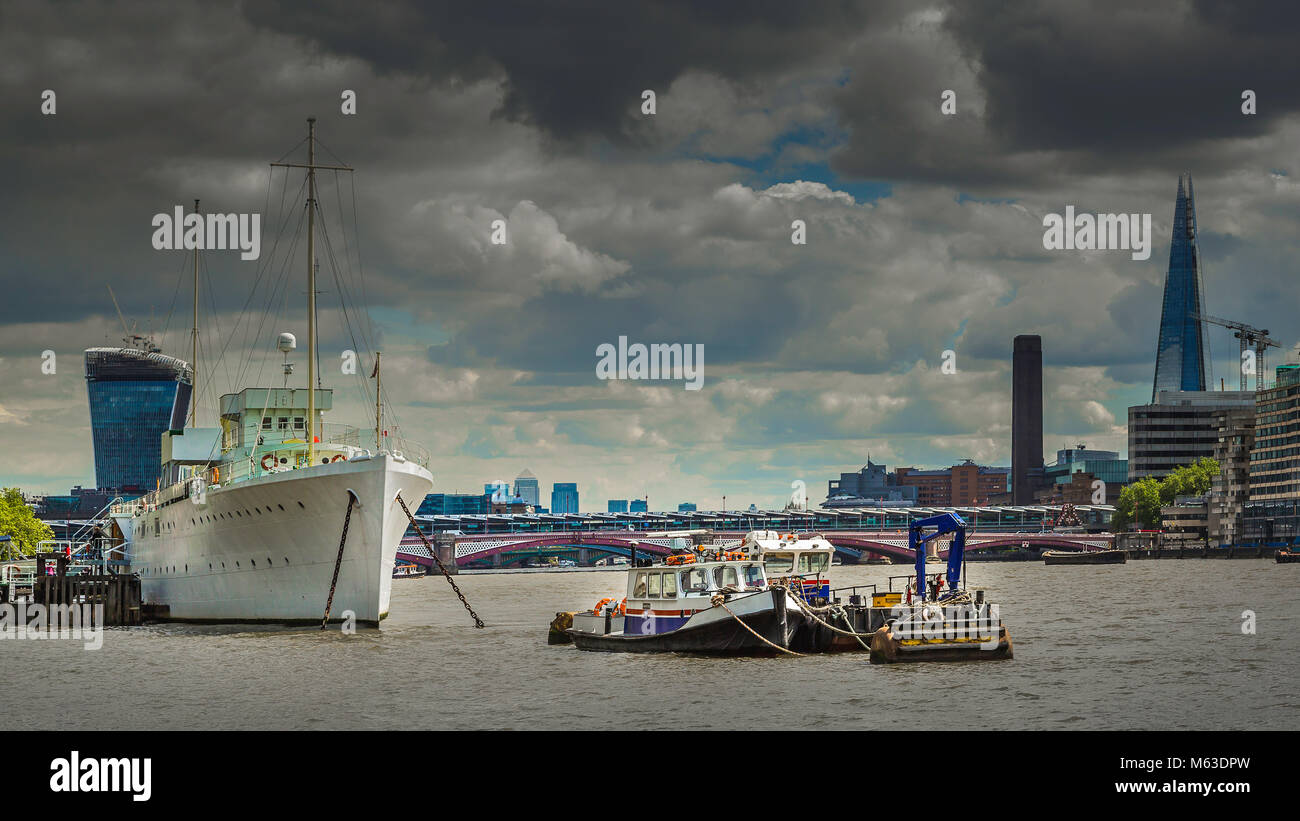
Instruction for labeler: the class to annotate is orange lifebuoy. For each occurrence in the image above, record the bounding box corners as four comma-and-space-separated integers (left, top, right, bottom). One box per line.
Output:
593, 597, 614, 614
260, 454, 275, 471
617, 597, 626, 616
330, 454, 346, 462
212, 468, 219, 482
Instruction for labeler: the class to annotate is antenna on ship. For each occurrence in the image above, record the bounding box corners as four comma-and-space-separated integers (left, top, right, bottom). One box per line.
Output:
278, 332, 296, 388
190, 198, 200, 428
271, 117, 353, 466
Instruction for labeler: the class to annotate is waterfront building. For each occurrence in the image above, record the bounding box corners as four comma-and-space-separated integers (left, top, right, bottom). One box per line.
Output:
1208, 407, 1255, 546
84, 346, 192, 492
1242, 365, 1300, 542
551, 482, 579, 514
825, 461, 918, 505
895, 461, 1011, 506
1161, 495, 1209, 540
677, 502, 697, 512
513, 469, 540, 507
629, 499, 648, 513
1127, 390, 1254, 481
607, 499, 629, 513
1043, 444, 1127, 503
417, 492, 490, 516
1012, 335, 1045, 503
1151, 174, 1209, 400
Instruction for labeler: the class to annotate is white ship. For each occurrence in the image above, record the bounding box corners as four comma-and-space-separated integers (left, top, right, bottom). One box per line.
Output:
108, 119, 433, 625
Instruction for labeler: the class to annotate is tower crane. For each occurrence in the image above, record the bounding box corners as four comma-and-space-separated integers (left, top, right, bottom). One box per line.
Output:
1193, 313, 1280, 391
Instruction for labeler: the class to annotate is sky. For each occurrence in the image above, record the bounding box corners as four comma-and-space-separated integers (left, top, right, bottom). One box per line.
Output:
2, 0, 1299, 510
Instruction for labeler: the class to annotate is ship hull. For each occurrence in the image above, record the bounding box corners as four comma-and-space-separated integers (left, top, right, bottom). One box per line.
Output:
120, 454, 432, 626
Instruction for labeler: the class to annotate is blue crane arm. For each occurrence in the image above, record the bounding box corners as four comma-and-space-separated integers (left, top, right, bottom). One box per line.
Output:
910, 513, 966, 599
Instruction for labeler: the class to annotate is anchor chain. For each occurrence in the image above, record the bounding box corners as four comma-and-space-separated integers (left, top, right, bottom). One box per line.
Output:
321, 490, 357, 629
396, 493, 484, 628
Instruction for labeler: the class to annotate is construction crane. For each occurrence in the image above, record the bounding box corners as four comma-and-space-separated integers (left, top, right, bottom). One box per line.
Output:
1194, 313, 1281, 391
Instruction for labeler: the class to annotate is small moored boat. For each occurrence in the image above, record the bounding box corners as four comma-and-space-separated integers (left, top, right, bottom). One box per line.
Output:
1042, 548, 1126, 565
562, 547, 818, 654
1277, 549, 1300, 564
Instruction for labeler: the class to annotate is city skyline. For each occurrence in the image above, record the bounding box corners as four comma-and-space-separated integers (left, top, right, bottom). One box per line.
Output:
4, 2, 1300, 511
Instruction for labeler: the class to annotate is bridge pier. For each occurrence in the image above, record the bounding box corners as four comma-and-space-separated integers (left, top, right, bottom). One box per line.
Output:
433, 534, 459, 575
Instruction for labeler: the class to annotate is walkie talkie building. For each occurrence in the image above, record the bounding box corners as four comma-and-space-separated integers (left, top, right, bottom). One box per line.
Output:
84, 347, 192, 492
1151, 174, 1209, 400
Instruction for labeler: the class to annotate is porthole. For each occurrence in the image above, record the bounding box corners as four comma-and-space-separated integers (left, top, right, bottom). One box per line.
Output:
278, 504, 285, 511
284, 557, 290, 564
208, 564, 212, 570
221, 562, 225, 569
297, 501, 305, 509
236, 561, 240, 568
251, 559, 256, 567
267, 557, 272, 565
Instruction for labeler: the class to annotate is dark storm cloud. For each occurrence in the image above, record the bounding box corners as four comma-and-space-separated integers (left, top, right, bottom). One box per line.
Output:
241, 0, 891, 144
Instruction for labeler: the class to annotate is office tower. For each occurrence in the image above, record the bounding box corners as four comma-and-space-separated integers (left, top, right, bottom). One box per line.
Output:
513, 469, 540, 507
84, 346, 192, 491
1152, 174, 1209, 400
607, 499, 629, 513
629, 499, 648, 513
1012, 335, 1044, 504
551, 482, 579, 514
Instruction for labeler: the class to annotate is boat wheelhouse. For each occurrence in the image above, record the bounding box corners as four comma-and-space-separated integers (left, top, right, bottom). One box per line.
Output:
739, 531, 834, 602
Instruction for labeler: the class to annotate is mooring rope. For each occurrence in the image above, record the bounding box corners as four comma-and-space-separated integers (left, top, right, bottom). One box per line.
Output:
320, 490, 358, 629
396, 493, 484, 628
710, 593, 804, 656
781, 589, 873, 651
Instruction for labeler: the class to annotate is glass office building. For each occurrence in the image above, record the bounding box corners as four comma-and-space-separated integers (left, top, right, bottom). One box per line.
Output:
629, 499, 648, 513
1151, 174, 1209, 400
513, 470, 540, 507
607, 499, 628, 513
84, 347, 192, 492
551, 482, 579, 514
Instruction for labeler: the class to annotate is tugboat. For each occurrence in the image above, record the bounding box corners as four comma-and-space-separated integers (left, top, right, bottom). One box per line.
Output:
561, 543, 817, 654
1277, 548, 1300, 564
392, 562, 426, 579
737, 531, 834, 601
869, 513, 1013, 663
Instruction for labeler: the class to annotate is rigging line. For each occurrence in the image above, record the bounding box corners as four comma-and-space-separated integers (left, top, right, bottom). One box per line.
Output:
155, 245, 191, 353
348, 171, 376, 351
204, 182, 302, 396
317, 175, 373, 357
199, 250, 231, 398
315, 200, 377, 417
235, 202, 307, 394
331, 170, 369, 353
272, 135, 310, 166
222, 176, 309, 392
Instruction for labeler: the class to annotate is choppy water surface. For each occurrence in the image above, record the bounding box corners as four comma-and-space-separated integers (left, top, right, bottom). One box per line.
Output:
4, 560, 1297, 730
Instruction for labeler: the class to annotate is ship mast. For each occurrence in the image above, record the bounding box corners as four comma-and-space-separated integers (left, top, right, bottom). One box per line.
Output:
372, 351, 382, 453
270, 118, 352, 466
190, 198, 200, 428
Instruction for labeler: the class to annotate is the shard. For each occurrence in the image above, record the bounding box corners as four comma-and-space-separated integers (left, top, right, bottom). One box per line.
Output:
1151, 173, 1209, 400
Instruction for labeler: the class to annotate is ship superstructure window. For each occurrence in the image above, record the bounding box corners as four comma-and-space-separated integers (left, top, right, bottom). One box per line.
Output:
765, 552, 794, 573
647, 573, 661, 597
797, 553, 829, 574
633, 573, 648, 598
683, 568, 707, 593
293, 416, 304, 430
262, 417, 272, 430
742, 565, 764, 589
278, 417, 289, 430
662, 573, 677, 598
713, 566, 738, 588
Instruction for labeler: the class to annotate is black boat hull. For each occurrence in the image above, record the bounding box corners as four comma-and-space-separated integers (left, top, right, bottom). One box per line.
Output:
1043, 549, 1126, 565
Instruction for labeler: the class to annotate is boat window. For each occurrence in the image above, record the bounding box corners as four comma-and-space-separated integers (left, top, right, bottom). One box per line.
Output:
742, 564, 765, 588
797, 552, 830, 574
633, 573, 648, 598
766, 552, 794, 573
293, 416, 305, 430
662, 572, 677, 598
278, 417, 289, 430
647, 572, 661, 597
682, 568, 708, 593
261, 417, 272, 430
713, 566, 738, 588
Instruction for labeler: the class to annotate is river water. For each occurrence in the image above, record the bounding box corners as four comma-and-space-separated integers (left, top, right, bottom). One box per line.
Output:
3, 560, 1296, 730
